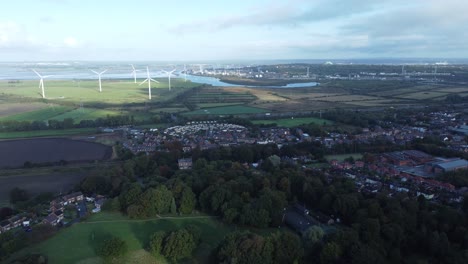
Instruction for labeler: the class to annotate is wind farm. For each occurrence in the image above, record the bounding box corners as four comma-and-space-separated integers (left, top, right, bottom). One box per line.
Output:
139, 66, 159, 100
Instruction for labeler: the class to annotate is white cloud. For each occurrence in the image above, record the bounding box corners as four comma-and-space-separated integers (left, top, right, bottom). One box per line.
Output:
63, 37, 78, 47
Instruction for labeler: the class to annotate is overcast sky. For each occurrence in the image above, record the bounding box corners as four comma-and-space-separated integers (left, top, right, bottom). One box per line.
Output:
0, 0, 467, 61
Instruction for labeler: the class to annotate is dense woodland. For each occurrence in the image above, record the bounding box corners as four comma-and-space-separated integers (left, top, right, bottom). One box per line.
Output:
72, 142, 468, 263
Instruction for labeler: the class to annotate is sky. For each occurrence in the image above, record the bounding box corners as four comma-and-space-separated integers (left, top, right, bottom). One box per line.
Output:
0, 0, 467, 61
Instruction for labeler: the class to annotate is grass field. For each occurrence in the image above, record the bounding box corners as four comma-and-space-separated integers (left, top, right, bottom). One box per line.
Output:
18, 212, 231, 264
0, 102, 46, 118
0, 105, 73, 121
0, 128, 97, 139
0, 79, 199, 105
325, 153, 363, 161
183, 105, 267, 115
252, 117, 333, 127
196, 102, 244, 108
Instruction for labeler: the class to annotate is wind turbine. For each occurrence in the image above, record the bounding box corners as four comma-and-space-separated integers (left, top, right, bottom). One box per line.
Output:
32, 69, 52, 98
130, 64, 139, 83
91, 69, 108, 92
162, 69, 176, 91
139, 67, 159, 100
183, 64, 187, 82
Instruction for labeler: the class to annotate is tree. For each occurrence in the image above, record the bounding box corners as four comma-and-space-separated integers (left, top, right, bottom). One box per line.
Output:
139, 188, 159, 217
80, 175, 110, 194
303, 226, 325, 249
170, 197, 177, 214
119, 183, 142, 211
217, 231, 273, 264
9, 187, 29, 204
162, 229, 196, 262
148, 231, 166, 256
0, 207, 13, 220
96, 237, 128, 260
179, 187, 196, 214
320, 242, 342, 264
271, 232, 303, 264
154, 185, 173, 214
102, 197, 120, 212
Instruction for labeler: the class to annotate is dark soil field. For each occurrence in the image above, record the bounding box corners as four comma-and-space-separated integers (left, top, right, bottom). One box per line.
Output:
0, 138, 112, 168
0, 171, 88, 205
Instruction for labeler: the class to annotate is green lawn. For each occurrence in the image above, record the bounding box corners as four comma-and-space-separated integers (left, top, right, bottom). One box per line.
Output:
19, 212, 231, 264
252, 117, 334, 127
0, 128, 97, 139
325, 153, 363, 162
183, 105, 267, 115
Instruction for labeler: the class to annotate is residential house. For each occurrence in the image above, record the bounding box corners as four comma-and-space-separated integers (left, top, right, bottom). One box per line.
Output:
43, 213, 60, 226
62, 192, 84, 205
178, 158, 193, 170
0, 221, 11, 233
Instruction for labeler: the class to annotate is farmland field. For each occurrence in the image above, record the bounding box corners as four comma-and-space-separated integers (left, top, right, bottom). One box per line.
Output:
0, 169, 91, 205
435, 87, 468, 93
0, 79, 199, 105
252, 117, 334, 127
185, 87, 256, 105
396, 91, 448, 100
0, 138, 111, 168
0, 128, 98, 140
183, 105, 267, 115
16, 212, 232, 264
311, 94, 381, 102
225, 87, 288, 102
0, 102, 46, 117
0, 105, 73, 121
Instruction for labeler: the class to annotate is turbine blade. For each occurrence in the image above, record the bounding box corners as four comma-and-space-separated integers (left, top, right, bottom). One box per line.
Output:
32, 69, 42, 78
150, 78, 159, 83
91, 70, 99, 75
130, 64, 135, 71
100, 69, 108, 75
139, 79, 148, 86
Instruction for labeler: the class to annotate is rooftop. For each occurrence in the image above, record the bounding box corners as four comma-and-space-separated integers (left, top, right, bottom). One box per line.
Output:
434, 159, 468, 170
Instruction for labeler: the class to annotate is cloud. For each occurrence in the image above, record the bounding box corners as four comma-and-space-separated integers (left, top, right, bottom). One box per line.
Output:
338, 0, 468, 56
169, 0, 398, 34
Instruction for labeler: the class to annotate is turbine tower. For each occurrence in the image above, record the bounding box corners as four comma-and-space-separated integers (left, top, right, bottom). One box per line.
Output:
130, 64, 139, 83
184, 64, 187, 82
139, 67, 159, 100
91, 69, 108, 92
162, 69, 176, 91
32, 69, 52, 98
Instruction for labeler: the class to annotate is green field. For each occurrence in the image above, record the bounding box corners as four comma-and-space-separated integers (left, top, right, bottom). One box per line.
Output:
17, 212, 231, 264
0, 128, 97, 139
252, 117, 334, 127
183, 105, 267, 115
0, 105, 73, 122
196, 103, 244, 108
0, 79, 199, 105
0, 79, 201, 124
325, 153, 363, 162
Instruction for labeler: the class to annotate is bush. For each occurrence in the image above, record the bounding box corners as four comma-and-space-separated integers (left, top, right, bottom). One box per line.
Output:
148, 231, 166, 256
96, 237, 128, 260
